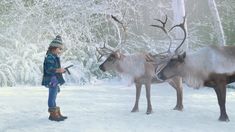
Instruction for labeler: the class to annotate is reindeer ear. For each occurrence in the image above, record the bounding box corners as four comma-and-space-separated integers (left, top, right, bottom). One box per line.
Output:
114, 49, 121, 59
178, 52, 186, 62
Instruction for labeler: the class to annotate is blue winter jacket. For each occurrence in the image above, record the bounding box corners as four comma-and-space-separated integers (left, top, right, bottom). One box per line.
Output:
42, 52, 65, 87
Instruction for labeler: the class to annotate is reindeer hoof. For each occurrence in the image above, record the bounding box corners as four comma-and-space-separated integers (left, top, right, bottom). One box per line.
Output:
131, 108, 139, 113
146, 110, 153, 115
146, 111, 152, 115
218, 116, 230, 122
173, 105, 183, 111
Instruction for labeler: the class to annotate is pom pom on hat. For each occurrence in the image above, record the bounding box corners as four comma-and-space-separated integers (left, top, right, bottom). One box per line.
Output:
50, 35, 63, 47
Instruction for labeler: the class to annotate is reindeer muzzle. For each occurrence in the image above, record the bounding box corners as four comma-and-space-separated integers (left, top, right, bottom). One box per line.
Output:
99, 64, 106, 72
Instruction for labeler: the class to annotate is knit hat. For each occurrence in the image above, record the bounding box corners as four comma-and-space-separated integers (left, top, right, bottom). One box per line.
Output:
49, 35, 63, 47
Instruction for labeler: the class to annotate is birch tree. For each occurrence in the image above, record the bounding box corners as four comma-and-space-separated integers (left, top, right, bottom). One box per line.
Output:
171, 0, 188, 50
208, 0, 226, 46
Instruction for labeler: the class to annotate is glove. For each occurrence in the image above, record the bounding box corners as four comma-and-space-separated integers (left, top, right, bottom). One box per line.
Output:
50, 76, 58, 87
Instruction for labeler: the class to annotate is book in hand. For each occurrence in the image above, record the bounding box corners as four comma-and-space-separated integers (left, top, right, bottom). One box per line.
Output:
64, 65, 74, 75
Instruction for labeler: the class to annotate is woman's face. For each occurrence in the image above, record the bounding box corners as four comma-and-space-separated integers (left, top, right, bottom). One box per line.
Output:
53, 46, 64, 55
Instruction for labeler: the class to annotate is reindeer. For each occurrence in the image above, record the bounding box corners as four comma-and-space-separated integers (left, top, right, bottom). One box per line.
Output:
97, 15, 185, 114
156, 27, 235, 121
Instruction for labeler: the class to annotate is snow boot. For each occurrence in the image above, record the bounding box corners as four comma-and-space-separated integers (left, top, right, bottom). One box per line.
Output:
56, 106, 68, 120
48, 107, 64, 121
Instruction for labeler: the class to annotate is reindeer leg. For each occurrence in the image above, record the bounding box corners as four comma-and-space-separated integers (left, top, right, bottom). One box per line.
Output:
214, 83, 229, 122
169, 77, 183, 111
131, 83, 142, 113
145, 82, 152, 115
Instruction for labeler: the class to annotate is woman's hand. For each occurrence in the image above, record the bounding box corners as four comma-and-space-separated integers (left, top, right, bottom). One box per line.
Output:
56, 68, 66, 73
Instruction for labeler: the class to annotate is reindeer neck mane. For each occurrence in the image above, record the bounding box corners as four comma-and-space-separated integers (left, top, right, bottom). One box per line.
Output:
181, 48, 210, 88
116, 54, 146, 77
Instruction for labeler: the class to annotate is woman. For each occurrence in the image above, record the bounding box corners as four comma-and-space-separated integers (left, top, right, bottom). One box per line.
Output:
42, 35, 67, 121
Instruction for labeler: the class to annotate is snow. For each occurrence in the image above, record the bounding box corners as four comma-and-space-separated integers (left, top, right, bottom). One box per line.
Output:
1, 82, 235, 132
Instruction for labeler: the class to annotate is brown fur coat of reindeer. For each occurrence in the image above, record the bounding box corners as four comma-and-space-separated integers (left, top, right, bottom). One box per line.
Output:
97, 15, 185, 114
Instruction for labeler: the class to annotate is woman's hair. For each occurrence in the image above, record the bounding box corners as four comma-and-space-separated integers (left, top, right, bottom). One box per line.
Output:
46, 46, 58, 55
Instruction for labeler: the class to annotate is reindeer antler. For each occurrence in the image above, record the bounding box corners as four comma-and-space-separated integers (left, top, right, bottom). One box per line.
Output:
151, 15, 173, 54
97, 14, 128, 62
150, 15, 187, 56
111, 15, 126, 31
96, 41, 114, 62
169, 16, 187, 54
111, 14, 128, 50
151, 15, 168, 34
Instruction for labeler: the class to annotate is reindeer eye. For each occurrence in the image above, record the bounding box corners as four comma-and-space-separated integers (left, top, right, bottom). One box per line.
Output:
107, 56, 114, 61
107, 54, 116, 62
169, 59, 178, 67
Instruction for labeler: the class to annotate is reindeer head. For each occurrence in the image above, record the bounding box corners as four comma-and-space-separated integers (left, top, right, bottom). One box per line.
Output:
97, 15, 127, 72
157, 52, 186, 80
99, 50, 122, 72
149, 15, 187, 79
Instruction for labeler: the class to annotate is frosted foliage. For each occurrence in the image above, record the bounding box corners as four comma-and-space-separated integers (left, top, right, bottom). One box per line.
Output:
0, 0, 234, 86
0, 0, 170, 86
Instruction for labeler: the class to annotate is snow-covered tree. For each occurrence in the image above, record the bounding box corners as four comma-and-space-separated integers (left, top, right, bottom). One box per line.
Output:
171, 0, 188, 51
207, 0, 226, 46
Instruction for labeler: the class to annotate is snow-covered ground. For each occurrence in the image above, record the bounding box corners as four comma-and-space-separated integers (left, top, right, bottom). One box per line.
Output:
1, 82, 235, 132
